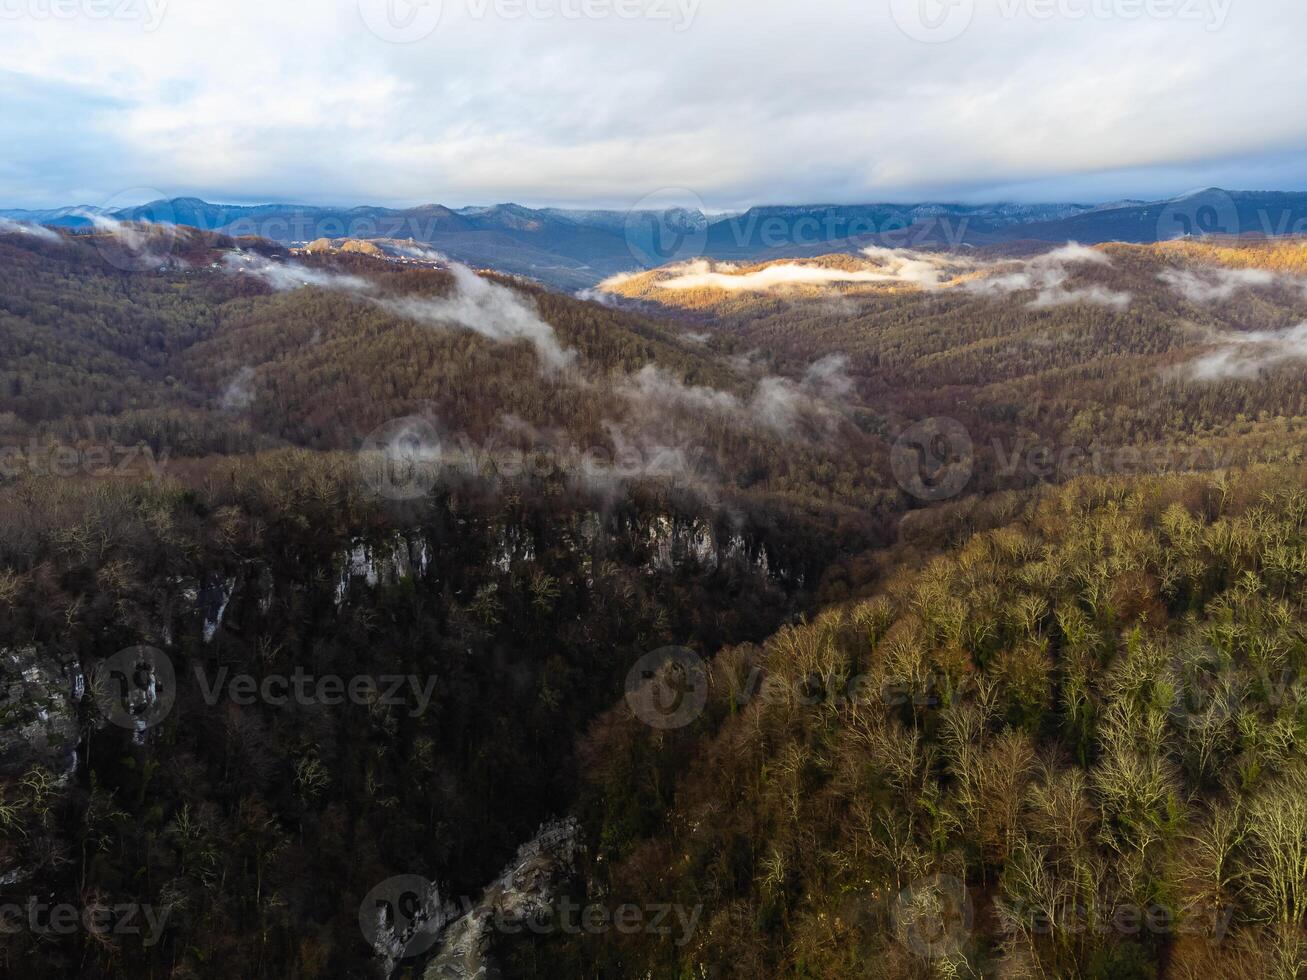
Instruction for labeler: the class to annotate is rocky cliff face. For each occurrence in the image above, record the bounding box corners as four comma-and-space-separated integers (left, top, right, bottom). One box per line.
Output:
0, 505, 789, 969
0, 644, 84, 887
0, 645, 82, 784
422, 818, 581, 980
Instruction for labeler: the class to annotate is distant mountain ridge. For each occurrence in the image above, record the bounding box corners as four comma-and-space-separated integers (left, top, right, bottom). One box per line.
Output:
4, 188, 1306, 289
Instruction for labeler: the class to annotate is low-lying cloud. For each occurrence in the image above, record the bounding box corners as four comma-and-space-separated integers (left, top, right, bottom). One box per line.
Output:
618, 364, 741, 415
1160, 266, 1282, 303
370, 413, 721, 505
76, 213, 181, 269
220, 251, 575, 373
601, 243, 1133, 309
858, 246, 970, 289
1027, 284, 1134, 310
220, 366, 257, 411
390, 243, 448, 263
223, 252, 374, 292
81, 213, 164, 252
1187, 323, 1307, 380
616, 351, 853, 438
749, 376, 807, 433
82, 212, 138, 242
803, 352, 855, 398
0, 218, 59, 242
963, 243, 1132, 309
652, 253, 969, 293
655, 260, 911, 293
750, 352, 855, 433
375, 263, 576, 372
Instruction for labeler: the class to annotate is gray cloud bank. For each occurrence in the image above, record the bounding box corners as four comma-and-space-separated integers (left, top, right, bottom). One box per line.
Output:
6, 2, 1307, 209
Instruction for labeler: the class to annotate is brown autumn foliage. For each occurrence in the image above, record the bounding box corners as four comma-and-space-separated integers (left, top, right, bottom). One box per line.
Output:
3, 227, 1307, 977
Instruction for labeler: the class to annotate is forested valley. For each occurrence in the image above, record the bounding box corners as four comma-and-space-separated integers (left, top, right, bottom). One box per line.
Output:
2, 224, 1307, 978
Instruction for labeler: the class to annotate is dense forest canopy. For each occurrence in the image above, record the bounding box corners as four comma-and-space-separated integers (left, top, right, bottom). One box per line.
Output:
2, 223, 1307, 977
556, 462, 1307, 979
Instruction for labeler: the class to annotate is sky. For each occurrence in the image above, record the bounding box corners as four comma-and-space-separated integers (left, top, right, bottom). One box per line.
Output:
2, 0, 1305, 211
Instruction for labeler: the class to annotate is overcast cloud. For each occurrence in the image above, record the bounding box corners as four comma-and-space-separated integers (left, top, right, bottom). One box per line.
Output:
2, 0, 1305, 209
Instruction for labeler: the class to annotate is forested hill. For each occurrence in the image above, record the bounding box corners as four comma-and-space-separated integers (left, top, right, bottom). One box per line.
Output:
4, 222, 1307, 978
0, 225, 888, 977
0, 226, 893, 534
601, 239, 1307, 493
550, 462, 1307, 979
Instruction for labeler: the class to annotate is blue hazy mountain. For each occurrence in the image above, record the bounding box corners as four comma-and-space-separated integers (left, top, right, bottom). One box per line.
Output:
4, 189, 1306, 288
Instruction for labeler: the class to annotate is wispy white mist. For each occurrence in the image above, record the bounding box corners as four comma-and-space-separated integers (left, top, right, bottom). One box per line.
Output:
390, 243, 448, 263
618, 364, 741, 415
220, 251, 575, 373
803, 353, 855, 398
1028, 285, 1134, 310
616, 351, 853, 438
0, 217, 59, 242
574, 286, 630, 307
858, 246, 970, 289
220, 366, 256, 410
964, 242, 1132, 309
222, 252, 374, 292
1160, 266, 1280, 303
749, 353, 856, 434
1187, 323, 1307, 380
81, 213, 158, 251
76, 212, 183, 270
375, 263, 576, 372
749, 376, 806, 433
